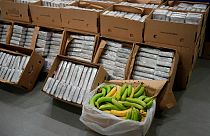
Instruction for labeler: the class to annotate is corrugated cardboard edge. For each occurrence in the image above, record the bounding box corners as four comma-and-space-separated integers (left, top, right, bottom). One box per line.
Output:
108, 80, 167, 97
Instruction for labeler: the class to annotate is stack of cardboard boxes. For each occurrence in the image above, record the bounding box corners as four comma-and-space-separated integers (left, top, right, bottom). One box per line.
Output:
0, 0, 209, 110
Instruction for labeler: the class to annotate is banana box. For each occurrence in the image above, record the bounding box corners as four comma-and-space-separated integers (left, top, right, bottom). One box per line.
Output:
0, 43, 44, 91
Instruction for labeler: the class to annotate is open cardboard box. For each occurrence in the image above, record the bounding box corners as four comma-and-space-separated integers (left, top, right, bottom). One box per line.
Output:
31, 26, 65, 55
126, 43, 179, 110
60, 29, 99, 62
0, 0, 39, 23
100, 5, 152, 43
0, 20, 13, 44
0, 43, 44, 91
159, 1, 209, 55
61, 1, 113, 33
144, 9, 204, 48
41, 55, 108, 108
29, 0, 62, 28
8, 22, 37, 49
93, 37, 135, 79
144, 41, 199, 90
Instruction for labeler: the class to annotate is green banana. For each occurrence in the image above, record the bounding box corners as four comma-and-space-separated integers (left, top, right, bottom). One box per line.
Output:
97, 97, 113, 105
134, 86, 145, 98
135, 108, 141, 121
131, 108, 135, 121
120, 84, 128, 96
144, 97, 153, 103
112, 99, 127, 110
89, 93, 103, 107
101, 88, 107, 96
126, 109, 132, 120
120, 101, 144, 110
99, 103, 120, 111
127, 84, 132, 97
121, 88, 128, 101
115, 84, 126, 101
138, 96, 147, 101
126, 98, 147, 108
133, 108, 139, 121
95, 101, 99, 109
146, 100, 154, 109
134, 83, 142, 93
103, 85, 111, 94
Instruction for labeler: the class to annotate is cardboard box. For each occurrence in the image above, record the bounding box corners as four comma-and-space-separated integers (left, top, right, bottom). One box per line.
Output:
41, 55, 108, 107
101, 5, 152, 43
29, 1, 62, 28
60, 29, 99, 62
8, 22, 37, 49
159, 1, 209, 55
93, 37, 135, 79
144, 10, 203, 48
0, 43, 44, 91
61, 1, 113, 33
0, 0, 38, 23
145, 41, 199, 90
202, 42, 210, 59
127, 43, 179, 110
32, 26, 64, 54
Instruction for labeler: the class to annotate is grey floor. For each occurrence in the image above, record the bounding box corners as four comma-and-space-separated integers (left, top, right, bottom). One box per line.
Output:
0, 59, 210, 136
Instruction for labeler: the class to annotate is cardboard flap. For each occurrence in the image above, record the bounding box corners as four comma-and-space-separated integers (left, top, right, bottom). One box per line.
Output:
108, 80, 167, 97
113, 5, 144, 14
93, 40, 107, 63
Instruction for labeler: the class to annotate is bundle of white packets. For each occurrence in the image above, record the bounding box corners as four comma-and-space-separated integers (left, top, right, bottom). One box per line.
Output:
117, 2, 159, 9
132, 47, 174, 80
99, 40, 131, 80
42, 0, 75, 7
160, 3, 208, 12
66, 34, 95, 62
10, 25, 34, 48
0, 51, 30, 83
35, 30, 62, 70
43, 60, 98, 105
103, 10, 148, 22
153, 9, 202, 24
0, 24, 10, 44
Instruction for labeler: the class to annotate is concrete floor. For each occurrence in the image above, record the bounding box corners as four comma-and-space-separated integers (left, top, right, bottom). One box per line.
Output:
0, 59, 210, 136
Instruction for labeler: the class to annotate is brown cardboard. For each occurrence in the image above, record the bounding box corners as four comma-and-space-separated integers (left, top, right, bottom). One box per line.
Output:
8, 22, 37, 49
144, 9, 203, 48
0, 43, 44, 91
202, 42, 210, 59
100, 5, 151, 43
108, 80, 167, 98
145, 41, 199, 90
61, 1, 112, 33
127, 43, 179, 110
29, 1, 62, 28
41, 55, 108, 107
93, 37, 135, 79
60, 29, 99, 62
0, 0, 37, 23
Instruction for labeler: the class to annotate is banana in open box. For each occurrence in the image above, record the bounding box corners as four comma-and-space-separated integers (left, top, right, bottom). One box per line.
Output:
80, 80, 166, 136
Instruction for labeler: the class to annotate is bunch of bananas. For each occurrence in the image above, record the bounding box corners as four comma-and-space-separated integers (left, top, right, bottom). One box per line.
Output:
89, 83, 154, 122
